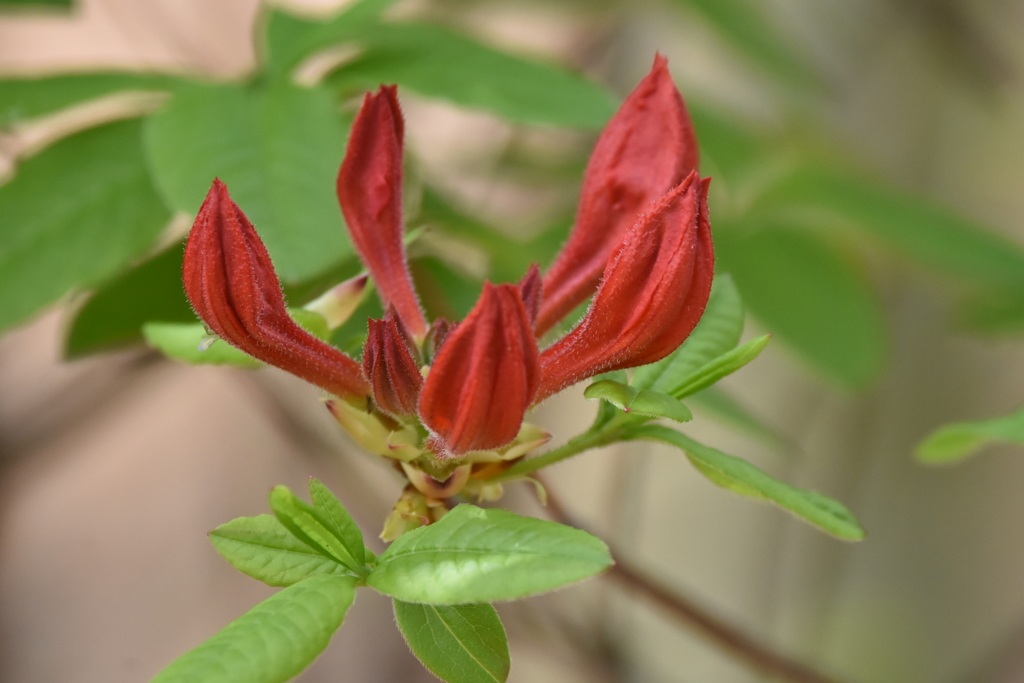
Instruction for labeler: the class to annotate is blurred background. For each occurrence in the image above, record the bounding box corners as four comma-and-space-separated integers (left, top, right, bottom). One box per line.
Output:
4, 0, 1024, 682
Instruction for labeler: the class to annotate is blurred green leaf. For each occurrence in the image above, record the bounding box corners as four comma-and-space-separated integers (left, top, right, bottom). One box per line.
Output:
151, 574, 357, 683
142, 322, 262, 368
634, 425, 864, 540
633, 274, 745, 393
0, 119, 170, 333
583, 380, 693, 423
368, 505, 612, 604
0, 0, 71, 9
672, 0, 814, 86
211, 515, 354, 587
143, 81, 352, 282
394, 601, 510, 683
327, 22, 617, 129
410, 256, 481, 322
757, 165, 1024, 290
718, 223, 887, 389
917, 406, 1024, 464
0, 73, 173, 126
687, 387, 789, 451
270, 485, 367, 576
262, 0, 399, 74
957, 287, 1024, 334
65, 241, 191, 357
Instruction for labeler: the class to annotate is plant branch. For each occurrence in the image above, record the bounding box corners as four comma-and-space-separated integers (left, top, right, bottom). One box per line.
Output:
534, 475, 848, 683
494, 416, 630, 482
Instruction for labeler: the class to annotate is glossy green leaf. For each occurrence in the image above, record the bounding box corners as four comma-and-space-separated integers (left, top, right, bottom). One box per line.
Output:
64, 242, 192, 357
327, 22, 617, 129
0, 72, 173, 126
394, 601, 510, 683
368, 505, 612, 604
211, 515, 353, 587
633, 274, 745, 393
917, 406, 1024, 464
635, 425, 864, 540
718, 224, 887, 389
583, 380, 692, 423
670, 334, 771, 399
143, 81, 351, 281
142, 322, 263, 368
270, 486, 366, 576
758, 166, 1024, 290
308, 478, 365, 570
151, 574, 357, 683
0, 119, 170, 333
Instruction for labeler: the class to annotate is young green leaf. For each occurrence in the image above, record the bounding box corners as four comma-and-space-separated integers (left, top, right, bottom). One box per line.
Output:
633, 274, 745, 393
327, 22, 617, 129
633, 425, 864, 540
394, 601, 510, 683
151, 574, 357, 683
670, 334, 771, 399
308, 478, 365, 569
0, 119, 170, 334
142, 322, 263, 368
143, 80, 352, 282
917, 405, 1024, 464
210, 515, 353, 587
718, 223, 887, 390
368, 505, 613, 604
583, 380, 692, 423
269, 486, 366, 576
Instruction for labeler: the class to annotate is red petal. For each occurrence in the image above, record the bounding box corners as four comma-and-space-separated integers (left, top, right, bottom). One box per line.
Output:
536, 54, 699, 335
337, 85, 427, 338
418, 283, 540, 457
517, 263, 542, 327
536, 173, 714, 402
363, 311, 424, 418
183, 179, 369, 398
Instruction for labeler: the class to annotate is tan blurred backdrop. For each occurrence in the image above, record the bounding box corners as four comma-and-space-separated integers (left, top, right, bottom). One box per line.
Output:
5, 1, 1024, 682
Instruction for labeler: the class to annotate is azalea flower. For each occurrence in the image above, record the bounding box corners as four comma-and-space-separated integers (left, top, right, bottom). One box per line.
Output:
182, 55, 714, 534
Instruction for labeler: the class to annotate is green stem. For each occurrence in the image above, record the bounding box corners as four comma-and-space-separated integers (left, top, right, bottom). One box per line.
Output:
492, 415, 635, 482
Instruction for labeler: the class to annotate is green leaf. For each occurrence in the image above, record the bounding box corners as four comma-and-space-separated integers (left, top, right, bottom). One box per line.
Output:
394, 601, 510, 683
211, 515, 353, 587
634, 425, 864, 540
670, 334, 771, 399
368, 505, 612, 604
142, 322, 263, 368
270, 486, 366, 576
583, 380, 692, 423
0, 118, 170, 333
327, 22, 617, 129
757, 165, 1024, 290
0, 0, 72, 8
633, 274, 745, 393
64, 242, 192, 357
308, 478, 365, 570
0, 72, 173, 126
143, 80, 351, 282
151, 574, 357, 683
917, 406, 1024, 464
718, 223, 887, 389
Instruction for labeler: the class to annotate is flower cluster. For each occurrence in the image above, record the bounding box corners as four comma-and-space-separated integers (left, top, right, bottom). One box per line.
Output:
182, 55, 714, 537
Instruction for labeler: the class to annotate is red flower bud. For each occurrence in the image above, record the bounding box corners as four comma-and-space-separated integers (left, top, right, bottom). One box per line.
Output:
517, 263, 542, 327
536, 172, 714, 402
183, 180, 370, 398
418, 283, 540, 457
363, 311, 424, 418
337, 85, 428, 338
536, 54, 699, 336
